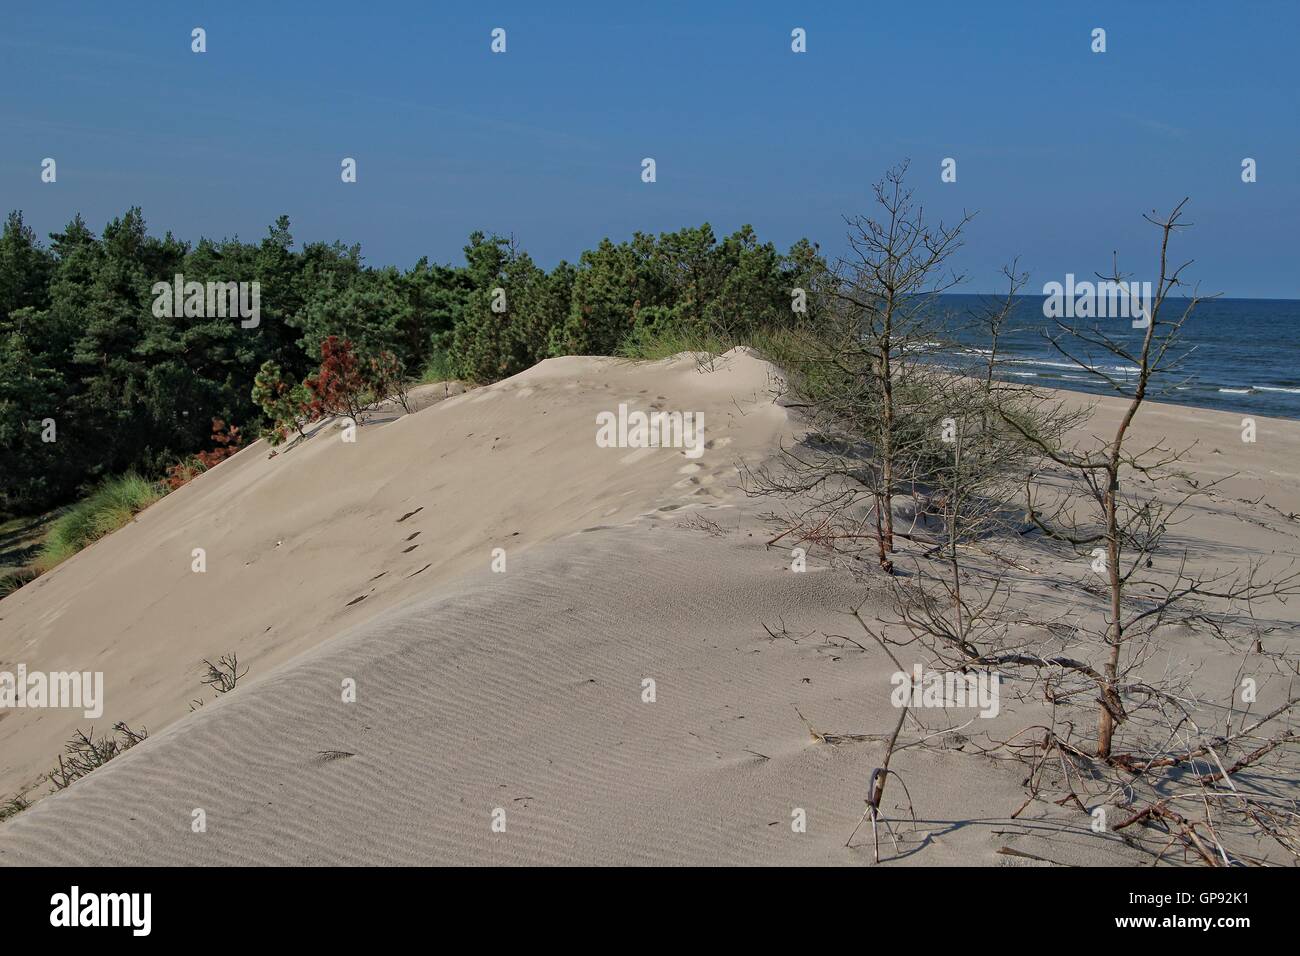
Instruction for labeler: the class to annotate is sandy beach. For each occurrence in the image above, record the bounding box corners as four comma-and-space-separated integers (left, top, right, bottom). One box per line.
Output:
0, 348, 1295, 865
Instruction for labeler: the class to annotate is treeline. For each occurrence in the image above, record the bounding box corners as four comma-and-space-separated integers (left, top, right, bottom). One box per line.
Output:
0, 209, 824, 514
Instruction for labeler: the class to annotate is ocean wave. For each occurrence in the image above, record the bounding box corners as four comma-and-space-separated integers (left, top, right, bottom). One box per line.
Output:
1002, 357, 1140, 375
1214, 386, 1300, 395
1006, 359, 1079, 370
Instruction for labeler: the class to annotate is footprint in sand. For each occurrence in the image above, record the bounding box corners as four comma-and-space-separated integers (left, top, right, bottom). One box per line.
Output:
676, 470, 718, 489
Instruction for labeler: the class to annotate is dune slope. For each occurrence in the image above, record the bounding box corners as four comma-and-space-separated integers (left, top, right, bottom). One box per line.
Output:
2, 349, 1297, 865
0, 351, 784, 805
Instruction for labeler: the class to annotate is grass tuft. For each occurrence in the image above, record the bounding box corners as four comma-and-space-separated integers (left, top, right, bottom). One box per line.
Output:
37, 473, 163, 571
0, 566, 39, 598
46, 722, 148, 791
615, 323, 729, 362
0, 795, 30, 822
419, 347, 460, 384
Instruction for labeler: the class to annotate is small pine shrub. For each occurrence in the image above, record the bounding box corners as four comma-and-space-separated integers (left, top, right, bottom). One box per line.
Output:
368, 349, 412, 413
252, 360, 312, 445
304, 336, 372, 421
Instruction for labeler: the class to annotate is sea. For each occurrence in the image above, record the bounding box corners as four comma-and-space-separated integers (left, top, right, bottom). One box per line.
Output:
927, 295, 1300, 421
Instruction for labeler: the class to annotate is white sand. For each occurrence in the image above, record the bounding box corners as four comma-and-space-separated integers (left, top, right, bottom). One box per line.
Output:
1, 349, 1296, 865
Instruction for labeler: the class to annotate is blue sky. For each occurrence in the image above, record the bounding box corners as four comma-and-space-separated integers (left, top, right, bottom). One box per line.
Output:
3, 1, 1298, 296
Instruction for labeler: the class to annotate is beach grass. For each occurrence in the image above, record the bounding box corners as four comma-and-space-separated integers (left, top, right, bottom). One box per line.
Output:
419, 347, 460, 384
37, 474, 164, 572
0, 512, 58, 597
615, 323, 729, 361
0, 795, 30, 822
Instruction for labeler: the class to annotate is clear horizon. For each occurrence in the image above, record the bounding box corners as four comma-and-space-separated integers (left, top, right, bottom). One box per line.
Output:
4, 1, 1298, 297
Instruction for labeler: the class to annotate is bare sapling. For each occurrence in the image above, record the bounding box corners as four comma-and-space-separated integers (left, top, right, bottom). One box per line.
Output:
749, 162, 974, 573
885, 200, 1300, 863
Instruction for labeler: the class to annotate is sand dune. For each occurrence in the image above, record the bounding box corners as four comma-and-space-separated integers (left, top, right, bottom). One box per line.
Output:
0, 523, 1147, 866
1, 350, 1297, 865
0, 352, 785, 801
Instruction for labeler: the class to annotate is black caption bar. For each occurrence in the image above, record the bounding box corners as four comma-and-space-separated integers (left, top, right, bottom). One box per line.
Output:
0, 865, 1278, 940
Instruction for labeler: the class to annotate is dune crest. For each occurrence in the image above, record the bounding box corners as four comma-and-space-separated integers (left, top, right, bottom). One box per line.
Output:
0, 349, 785, 807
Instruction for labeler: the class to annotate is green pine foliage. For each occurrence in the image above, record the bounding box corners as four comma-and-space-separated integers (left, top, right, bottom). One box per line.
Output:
251, 360, 310, 445
0, 210, 826, 517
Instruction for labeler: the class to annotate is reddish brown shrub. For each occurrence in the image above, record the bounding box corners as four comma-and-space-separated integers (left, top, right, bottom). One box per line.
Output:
303, 336, 371, 422
164, 418, 243, 490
